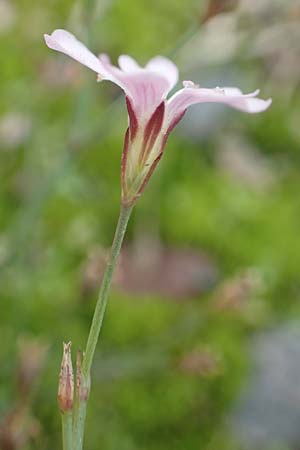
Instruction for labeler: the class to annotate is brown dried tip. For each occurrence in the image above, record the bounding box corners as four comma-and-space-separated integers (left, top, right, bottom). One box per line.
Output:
201, 0, 239, 23
58, 342, 74, 412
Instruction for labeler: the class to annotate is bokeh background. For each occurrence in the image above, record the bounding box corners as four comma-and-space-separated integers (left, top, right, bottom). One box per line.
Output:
1, 0, 300, 449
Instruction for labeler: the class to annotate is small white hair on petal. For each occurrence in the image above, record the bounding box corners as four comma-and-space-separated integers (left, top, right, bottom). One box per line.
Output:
214, 86, 226, 94
166, 84, 272, 131
222, 87, 260, 97
183, 80, 199, 89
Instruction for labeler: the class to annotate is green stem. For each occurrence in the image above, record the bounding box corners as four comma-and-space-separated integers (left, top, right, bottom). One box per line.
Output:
72, 399, 87, 450
62, 412, 73, 450
73, 204, 133, 449
82, 204, 133, 377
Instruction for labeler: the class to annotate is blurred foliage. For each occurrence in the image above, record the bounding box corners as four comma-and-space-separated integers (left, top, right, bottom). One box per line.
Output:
0, 0, 300, 449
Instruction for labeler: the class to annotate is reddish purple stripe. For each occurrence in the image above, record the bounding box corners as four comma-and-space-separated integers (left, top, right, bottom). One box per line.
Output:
140, 101, 165, 164
121, 127, 130, 203
125, 97, 138, 140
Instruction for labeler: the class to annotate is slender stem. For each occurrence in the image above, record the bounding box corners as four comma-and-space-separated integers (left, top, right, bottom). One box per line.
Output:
82, 204, 133, 377
72, 203, 133, 450
72, 399, 87, 450
61, 412, 73, 450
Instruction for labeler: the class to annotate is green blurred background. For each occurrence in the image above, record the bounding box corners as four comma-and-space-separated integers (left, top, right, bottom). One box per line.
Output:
1, 0, 300, 449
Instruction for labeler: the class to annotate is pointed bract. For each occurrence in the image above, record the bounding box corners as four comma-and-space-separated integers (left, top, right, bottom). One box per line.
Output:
58, 342, 74, 412
76, 350, 90, 403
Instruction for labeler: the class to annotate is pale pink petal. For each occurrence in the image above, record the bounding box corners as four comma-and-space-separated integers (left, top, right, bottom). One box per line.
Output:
166, 85, 272, 131
44, 30, 176, 121
118, 55, 141, 73
146, 56, 179, 90
98, 53, 127, 85
44, 29, 104, 74
98, 53, 111, 65
99, 54, 170, 120
123, 73, 170, 119
221, 88, 260, 97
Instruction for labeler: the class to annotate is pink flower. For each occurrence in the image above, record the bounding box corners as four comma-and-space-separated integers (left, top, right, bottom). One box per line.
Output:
44, 29, 272, 206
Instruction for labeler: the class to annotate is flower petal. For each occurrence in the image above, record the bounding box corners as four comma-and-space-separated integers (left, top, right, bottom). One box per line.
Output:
124, 73, 169, 119
44, 30, 177, 121
44, 29, 105, 74
166, 85, 272, 131
146, 56, 179, 90
99, 54, 170, 120
118, 55, 141, 73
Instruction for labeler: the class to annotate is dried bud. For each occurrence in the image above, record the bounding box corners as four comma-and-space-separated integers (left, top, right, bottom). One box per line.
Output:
76, 350, 90, 403
58, 342, 74, 412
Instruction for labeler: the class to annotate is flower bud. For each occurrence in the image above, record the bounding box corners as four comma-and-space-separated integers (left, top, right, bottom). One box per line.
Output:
58, 342, 74, 412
